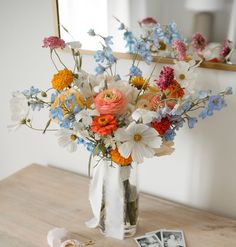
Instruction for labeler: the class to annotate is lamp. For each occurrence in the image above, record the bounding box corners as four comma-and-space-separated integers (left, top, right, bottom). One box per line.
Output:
185, 0, 223, 41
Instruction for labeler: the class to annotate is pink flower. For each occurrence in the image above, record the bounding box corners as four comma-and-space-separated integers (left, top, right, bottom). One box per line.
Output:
94, 88, 127, 115
42, 36, 65, 49
220, 39, 231, 58
155, 66, 174, 91
172, 40, 186, 61
191, 32, 206, 52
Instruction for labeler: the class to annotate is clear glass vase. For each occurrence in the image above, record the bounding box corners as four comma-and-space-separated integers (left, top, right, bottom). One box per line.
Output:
99, 163, 139, 238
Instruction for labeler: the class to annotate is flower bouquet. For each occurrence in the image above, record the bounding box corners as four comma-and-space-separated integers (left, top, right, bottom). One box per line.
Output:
9, 19, 232, 240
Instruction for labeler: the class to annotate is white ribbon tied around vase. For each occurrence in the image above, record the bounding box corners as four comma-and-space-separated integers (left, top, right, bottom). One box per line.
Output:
85, 156, 131, 240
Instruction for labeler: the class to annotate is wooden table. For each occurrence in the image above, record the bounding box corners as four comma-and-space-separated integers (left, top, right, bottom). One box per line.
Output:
0, 164, 236, 247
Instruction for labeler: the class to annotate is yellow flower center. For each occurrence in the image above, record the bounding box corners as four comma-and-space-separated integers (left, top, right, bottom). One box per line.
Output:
70, 134, 77, 141
98, 117, 109, 126
179, 74, 186, 80
104, 91, 115, 101
134, 134, 142, 142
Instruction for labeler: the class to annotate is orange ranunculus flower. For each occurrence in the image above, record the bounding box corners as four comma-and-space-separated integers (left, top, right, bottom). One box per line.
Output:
51, 69, 74, 90
110, 148, 132, 166
94, 88, 127, 115
91, 115, 117, 136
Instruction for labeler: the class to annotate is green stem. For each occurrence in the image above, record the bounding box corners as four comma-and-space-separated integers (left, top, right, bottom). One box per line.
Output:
54, 49, 68, 69
50, 49, 59, 71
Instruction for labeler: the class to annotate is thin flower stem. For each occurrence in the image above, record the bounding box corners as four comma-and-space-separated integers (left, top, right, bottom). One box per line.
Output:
54, 49, 68, 69
25, 123, 58, 132
50, 50, 59, 71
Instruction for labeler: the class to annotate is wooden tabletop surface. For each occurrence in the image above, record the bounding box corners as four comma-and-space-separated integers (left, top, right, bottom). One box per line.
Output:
0, 164, 236, 247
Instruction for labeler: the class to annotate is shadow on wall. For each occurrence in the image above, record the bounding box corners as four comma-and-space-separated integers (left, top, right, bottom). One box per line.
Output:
186, 97, 236, 218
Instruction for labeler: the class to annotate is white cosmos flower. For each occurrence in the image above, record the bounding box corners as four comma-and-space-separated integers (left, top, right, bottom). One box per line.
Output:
132, 108, 159, 124
173, 61, 197, 88
66, 41, 82, 50
10, 92, 29, 122
8, 92, 29, 131
75, 109, 99, 125
56, 128, 79, 152
115, 122, 161, 163
75, 71, 100, 97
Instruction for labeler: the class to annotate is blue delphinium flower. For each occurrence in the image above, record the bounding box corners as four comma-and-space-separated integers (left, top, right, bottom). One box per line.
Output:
163, 22, 187, 45
95, 64, 105, 74
50, 107, 63, 121
170, 115, 184, 130
135, 40, 152, 64
60, 119, 71, 129
94, 50, 105, 63
123, 31, 136, 52
208, 95, 225, 111
84, 142, 95, 152
118, 22, 125, 30
198, 90, 211, 99
153, 23, 165, 47
188, 117, 198, 129
163, 129, 176, 141
181, 101, 192, 112
104, 36, 113, 47
225, 86, 233, 95
22, 86, 40, 99
199, 108, 213, 119
77, 137, 85, 144
29, 101, 44, 111
51, 92, 58, 103
88, 29, 96, 36
129, 65, 142, 76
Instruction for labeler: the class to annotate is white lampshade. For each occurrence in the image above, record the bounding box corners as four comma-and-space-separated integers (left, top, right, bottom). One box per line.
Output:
185, 0, 223, 12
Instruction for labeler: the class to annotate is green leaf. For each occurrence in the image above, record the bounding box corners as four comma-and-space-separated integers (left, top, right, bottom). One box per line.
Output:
88, 152, 93, 177
93, 144, 101, 157
43, 119, 52, 134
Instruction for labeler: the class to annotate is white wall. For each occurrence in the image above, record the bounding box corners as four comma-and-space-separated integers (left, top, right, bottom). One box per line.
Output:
1, 0, 236, 219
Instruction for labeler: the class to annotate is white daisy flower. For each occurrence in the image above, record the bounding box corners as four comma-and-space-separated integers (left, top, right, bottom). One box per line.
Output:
132, 108, 159, 124
75, 109, 99, 125
56, 128, 79, 152
173, 61, 197, 88
8, 92, 29, 131
115, 122, 161, 163
66, 41, 82, 50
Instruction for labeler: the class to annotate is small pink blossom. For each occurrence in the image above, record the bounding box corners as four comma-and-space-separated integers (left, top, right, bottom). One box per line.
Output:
172, 39, 186, 61
220, 39, 231, 58
42, 36, 65, 49
191, 32, 206, 52
155, 66, 174, 91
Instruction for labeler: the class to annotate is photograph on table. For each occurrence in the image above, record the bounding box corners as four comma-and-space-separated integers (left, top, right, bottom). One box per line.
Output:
161, 230, 186, 247
135, 234, 163, 247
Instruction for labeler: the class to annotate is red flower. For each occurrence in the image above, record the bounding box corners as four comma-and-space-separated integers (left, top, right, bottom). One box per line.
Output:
91, 115, 117, 136
151, 117, 171, 135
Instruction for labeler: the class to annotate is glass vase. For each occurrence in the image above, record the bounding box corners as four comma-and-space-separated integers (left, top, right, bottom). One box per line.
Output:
99, 163, 139, 238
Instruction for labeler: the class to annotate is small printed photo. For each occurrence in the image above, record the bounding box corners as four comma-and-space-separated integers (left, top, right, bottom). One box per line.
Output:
146, 230, 163, 242
161, 230, 186, 247
135, 234, 163, 247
